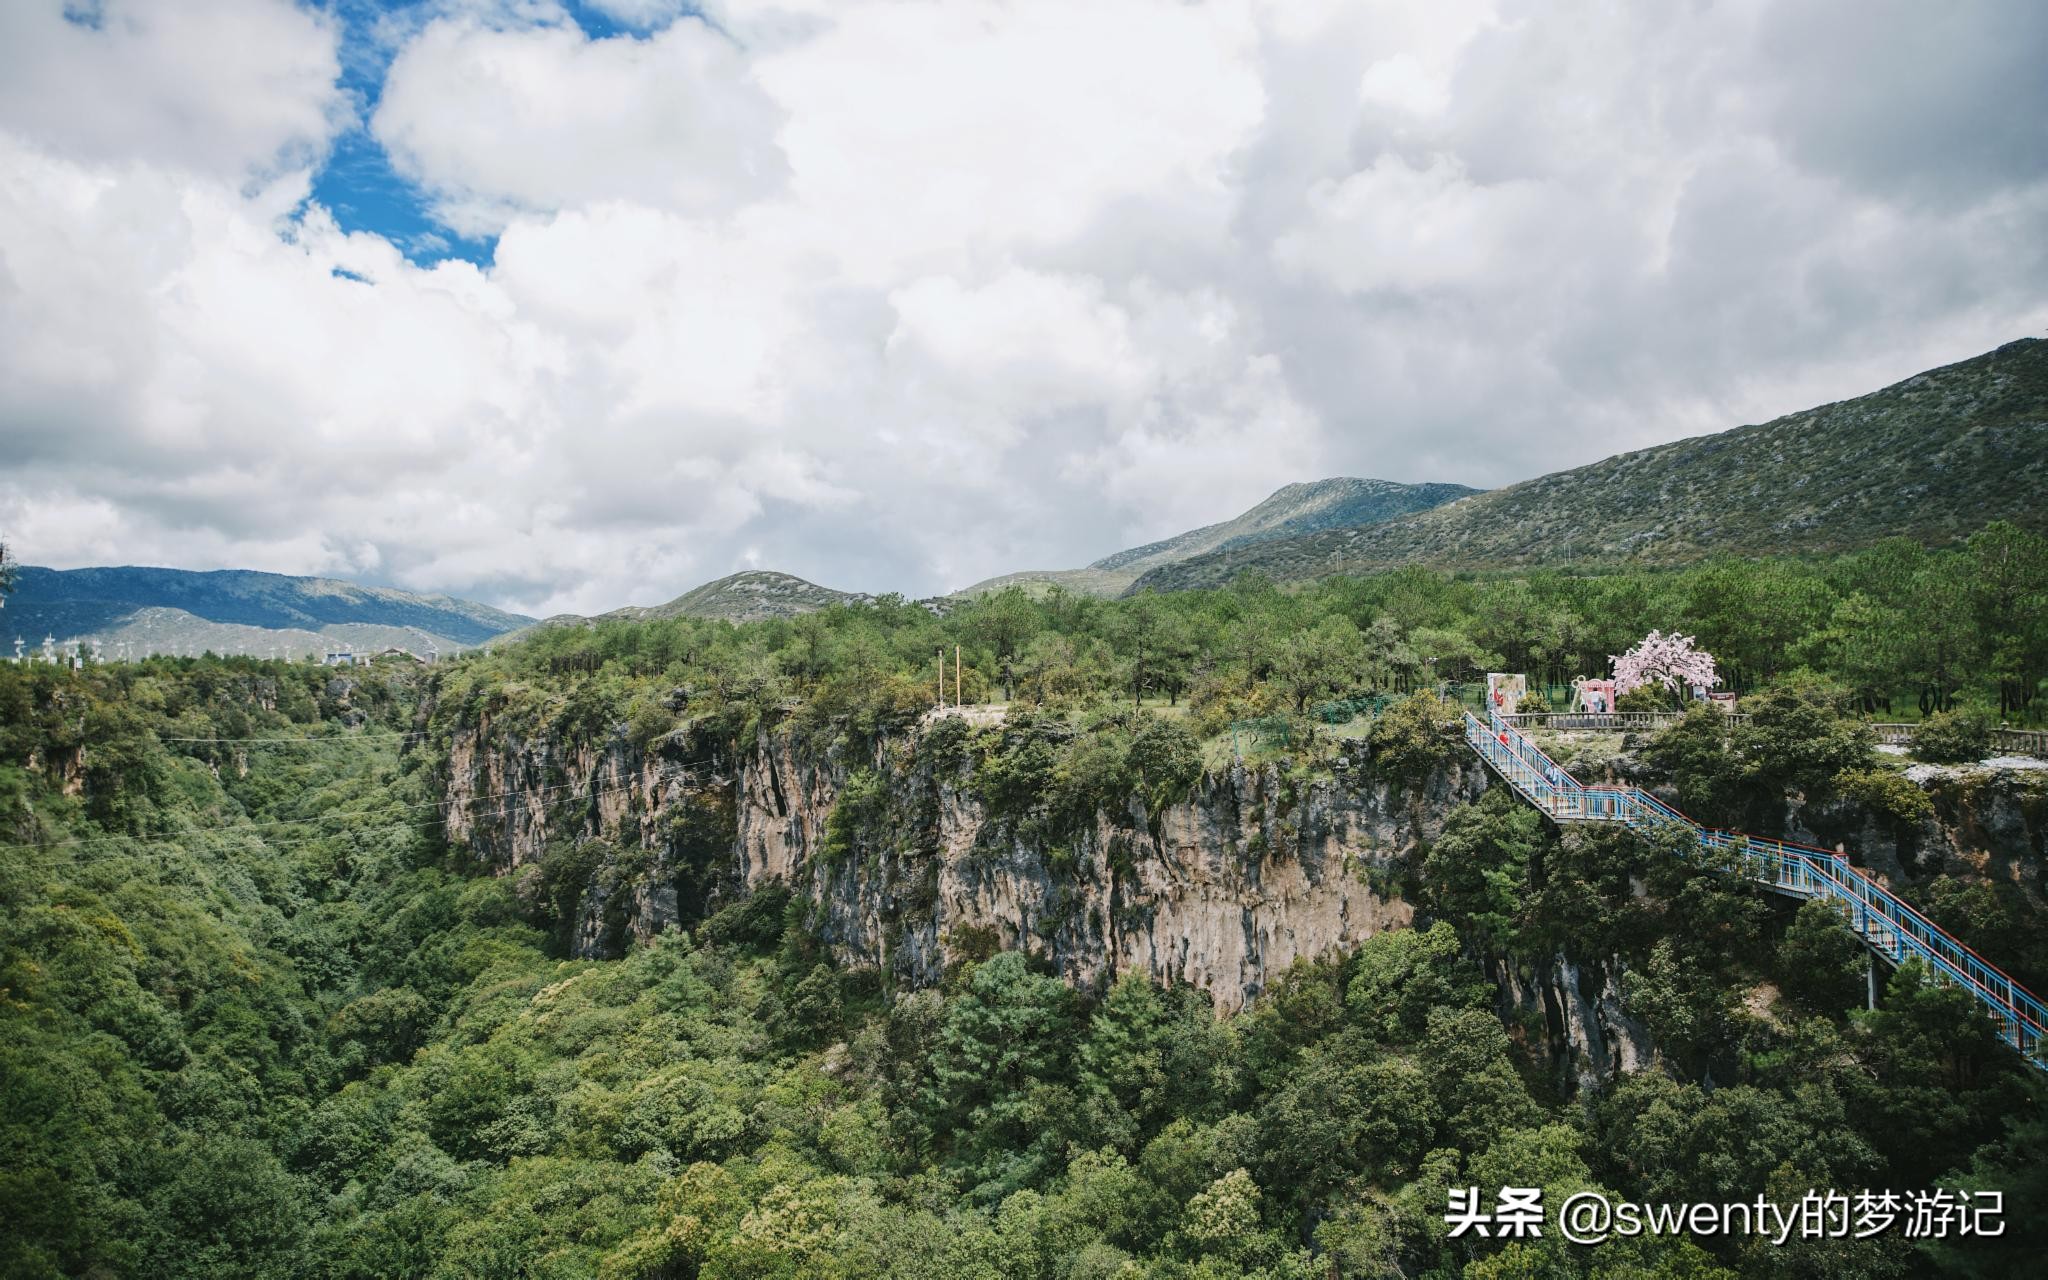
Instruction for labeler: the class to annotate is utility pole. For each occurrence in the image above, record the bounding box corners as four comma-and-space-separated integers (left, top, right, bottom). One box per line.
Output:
955, 645, 961, 709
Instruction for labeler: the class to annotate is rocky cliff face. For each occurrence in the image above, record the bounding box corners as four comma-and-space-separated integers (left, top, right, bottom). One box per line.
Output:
741, 727, 1495, 1010
437, 713, 1485, 1012
436, 714, 742, 957
433, 712, 2046, 1093
1491, 952, 1655, 1095
1794, 763, 2048, 894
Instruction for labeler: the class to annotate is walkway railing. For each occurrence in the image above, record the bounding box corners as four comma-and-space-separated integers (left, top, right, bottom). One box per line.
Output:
1869, 723, 2048, 757
1504, 712, 2044, 758
1500, 711, 1750, 731
1994, 728, 2048, 756
1463, 708, 2048, 1069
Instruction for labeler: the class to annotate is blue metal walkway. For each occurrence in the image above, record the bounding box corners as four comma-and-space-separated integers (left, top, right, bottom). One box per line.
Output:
1463, 708, 2047, 1070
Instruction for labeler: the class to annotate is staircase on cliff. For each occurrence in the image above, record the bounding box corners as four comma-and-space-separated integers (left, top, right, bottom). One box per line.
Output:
1463, 708, 2048, 1072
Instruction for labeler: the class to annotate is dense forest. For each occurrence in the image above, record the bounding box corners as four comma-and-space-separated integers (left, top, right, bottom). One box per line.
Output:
488, 520, 2048, 728
3, 524, 2046, 1278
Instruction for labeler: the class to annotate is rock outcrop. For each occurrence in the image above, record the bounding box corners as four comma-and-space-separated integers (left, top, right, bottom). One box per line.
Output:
1794, 764, 2048, 895
1492, 952, 1655, 1094
437, 713, 1483, 1012
432, 710, 2045, 1094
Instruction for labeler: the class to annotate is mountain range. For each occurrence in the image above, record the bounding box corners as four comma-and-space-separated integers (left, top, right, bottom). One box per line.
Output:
488, 481, 1479, 635
1129, 336, 2048, 592
505, 571, 873, 638
2, 567, 534, 661
10, 336, 2045, 648
955, 476, 1479, 598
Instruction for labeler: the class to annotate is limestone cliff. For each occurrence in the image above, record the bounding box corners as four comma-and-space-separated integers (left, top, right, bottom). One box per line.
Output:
1793, 763, 2048, 895
431, 710, 2045, 1094
1490, 952, 1655, 1095
746, 727, 1492, 1009
437, 711, 1482, 1012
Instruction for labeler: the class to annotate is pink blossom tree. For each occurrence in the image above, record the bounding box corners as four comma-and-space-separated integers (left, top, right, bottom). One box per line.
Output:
1611, 631, 1718, 705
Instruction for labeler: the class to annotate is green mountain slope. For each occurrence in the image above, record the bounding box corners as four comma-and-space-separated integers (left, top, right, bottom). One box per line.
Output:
956, 476, 1478, 597
513, 570, 868, 638
624, 570, 869, 623
1130, 337, 2048, 593
1092, 477, 1481, 573
4, 565, 533, 656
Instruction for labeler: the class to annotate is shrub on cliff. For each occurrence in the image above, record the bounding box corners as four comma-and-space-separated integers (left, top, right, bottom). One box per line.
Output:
1645, 704, 1743, 827
537, 836, 609, 947
820, 768, 890, 868
970, 710, 1064, 824
800, 669, 933, 742
1911, 706, 1994, 764
1733, 675, 1874, 794
1345, 922, 1492, 1043
1122, 717, 1203, 820
918, 713, 973, 774
1833, 765, 1934, 829
1420, 792, 1547, 953
971, 707, 1200, 842
1776, 900, 1869, 1014
625, 692, 678, 752
1623, 936, 1741, 1065
1365, 693, 1456, 785
697, 884, 793, 952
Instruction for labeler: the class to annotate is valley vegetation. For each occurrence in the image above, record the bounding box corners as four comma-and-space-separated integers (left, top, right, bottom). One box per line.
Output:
3, 522, 2047, 1278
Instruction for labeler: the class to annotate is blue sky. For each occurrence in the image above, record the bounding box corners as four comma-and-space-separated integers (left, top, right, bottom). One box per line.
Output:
308, 0, 671, 267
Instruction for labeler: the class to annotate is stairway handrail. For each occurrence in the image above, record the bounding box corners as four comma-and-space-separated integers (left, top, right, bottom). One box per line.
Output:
1473, 709, 1587, 793
1467, 709, 2048, 1064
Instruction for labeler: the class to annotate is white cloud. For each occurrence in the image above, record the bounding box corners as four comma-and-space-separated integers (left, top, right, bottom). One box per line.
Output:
1351, 0, 1497, 118
0, 0, 344, 179
885, 269, 1145, 428
1068, 285, 1323, 543
741, 0, 1268, 281
1272, 154, 1557, 294
373, 15, 787, 236
493, 202, 804, 424
2, 0, 2046, 614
